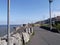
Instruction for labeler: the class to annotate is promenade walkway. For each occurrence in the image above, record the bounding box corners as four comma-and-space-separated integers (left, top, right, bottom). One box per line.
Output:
26, 27, 60, 45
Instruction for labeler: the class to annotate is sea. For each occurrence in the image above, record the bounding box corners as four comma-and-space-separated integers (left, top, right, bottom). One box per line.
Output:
0, 25, 20, 37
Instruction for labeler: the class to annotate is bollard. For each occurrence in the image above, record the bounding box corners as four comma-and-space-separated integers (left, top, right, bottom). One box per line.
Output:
31, 27, 33, 33
28, 28, 31, 34
26, 28, 28, 33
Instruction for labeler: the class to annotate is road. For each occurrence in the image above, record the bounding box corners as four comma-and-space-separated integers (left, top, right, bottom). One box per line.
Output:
26, 27, 60, 45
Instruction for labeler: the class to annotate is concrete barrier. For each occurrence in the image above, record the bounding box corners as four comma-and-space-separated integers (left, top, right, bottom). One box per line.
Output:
0, 40, 7, 45
11, 33, 22, 45
22, 32, 30, 43
0, 25, 34, 45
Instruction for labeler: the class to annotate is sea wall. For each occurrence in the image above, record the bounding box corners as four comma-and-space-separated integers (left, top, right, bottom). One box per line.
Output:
0, 26, 34, 45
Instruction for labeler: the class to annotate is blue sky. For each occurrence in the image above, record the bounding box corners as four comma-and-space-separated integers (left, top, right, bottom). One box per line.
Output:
0, 0, 60, 25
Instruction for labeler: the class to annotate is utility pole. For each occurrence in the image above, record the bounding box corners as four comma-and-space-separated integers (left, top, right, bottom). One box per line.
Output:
49, 0, 53, 30
7, 0, 10, 45
54, 14, 55, 25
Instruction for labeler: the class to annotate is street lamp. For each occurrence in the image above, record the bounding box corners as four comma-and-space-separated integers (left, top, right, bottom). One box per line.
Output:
49, 0, 53, 30
7, 0, 10, 45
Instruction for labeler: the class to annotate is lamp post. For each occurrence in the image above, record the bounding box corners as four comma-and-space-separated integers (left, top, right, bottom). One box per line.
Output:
49, 0, 53, 30
7, 0, 10, 45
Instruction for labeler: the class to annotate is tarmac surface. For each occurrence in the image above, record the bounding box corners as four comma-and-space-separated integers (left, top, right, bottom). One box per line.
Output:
26, 27, 60, 45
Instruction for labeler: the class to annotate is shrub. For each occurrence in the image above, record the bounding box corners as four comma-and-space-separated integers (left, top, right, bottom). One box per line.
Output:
55, 24, 60, 31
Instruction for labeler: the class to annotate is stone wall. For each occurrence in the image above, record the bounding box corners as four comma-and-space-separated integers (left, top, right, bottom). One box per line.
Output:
0, 26, 34, 45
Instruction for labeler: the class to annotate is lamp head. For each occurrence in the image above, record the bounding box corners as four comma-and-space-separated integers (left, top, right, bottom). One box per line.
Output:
49, 0, 53, 3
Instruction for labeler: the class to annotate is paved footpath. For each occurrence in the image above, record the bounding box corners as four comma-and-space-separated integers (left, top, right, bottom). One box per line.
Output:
26, 27, 60, 45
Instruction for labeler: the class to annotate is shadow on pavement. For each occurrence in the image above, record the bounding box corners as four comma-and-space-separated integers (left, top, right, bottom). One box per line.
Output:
40, 26, 59, 33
